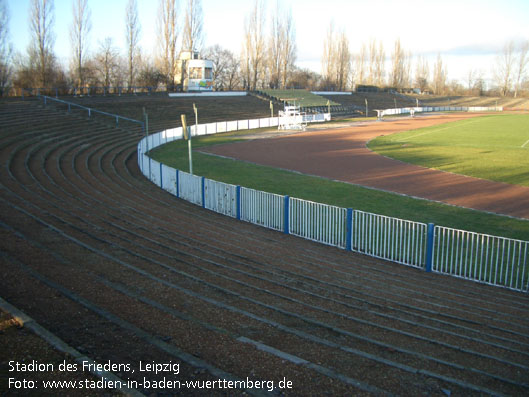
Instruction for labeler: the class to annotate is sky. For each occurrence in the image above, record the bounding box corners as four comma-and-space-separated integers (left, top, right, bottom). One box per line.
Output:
6, 0, 529, 85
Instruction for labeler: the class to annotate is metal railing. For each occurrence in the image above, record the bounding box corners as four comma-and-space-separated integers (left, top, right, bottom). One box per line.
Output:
434, 226, 528, 291
28, 91, 145, 130
351, 210, 427, 268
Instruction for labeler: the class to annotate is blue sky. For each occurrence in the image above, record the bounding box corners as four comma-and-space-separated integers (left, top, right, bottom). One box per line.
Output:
7, 0, 529, 83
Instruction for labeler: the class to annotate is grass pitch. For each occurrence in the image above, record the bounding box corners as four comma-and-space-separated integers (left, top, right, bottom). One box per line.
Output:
368, 114, 529, 186
149, 127, 529, 241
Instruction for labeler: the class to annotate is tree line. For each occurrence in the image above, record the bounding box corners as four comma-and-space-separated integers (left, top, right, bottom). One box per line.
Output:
0, 0, 527, 97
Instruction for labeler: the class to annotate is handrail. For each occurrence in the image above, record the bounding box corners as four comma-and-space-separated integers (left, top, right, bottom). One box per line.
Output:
30, 92, 145, 130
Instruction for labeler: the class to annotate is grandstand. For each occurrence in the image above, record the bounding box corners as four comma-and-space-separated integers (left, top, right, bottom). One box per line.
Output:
0, 96, 528, 396
319, 92, 417, 117
59, 93, 272, 132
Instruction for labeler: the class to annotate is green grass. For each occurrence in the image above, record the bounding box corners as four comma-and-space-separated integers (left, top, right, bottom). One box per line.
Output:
260, 89, 339, 108
150, 127, 529, 241
369, 114, 529, 186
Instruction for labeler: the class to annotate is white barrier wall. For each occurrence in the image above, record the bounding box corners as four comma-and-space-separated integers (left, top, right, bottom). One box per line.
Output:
379, 106, 503, 118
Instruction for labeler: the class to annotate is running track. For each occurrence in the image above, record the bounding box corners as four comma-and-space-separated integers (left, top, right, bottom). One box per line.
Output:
203, 113, 529, 220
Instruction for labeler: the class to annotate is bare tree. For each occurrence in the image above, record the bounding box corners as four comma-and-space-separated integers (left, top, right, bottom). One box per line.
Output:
389, 39, 411, 89
514, 41, 529, 98
29, 0, 55, 87
465, 68, 476, 95
321, 22, 335, 89
182, 0, 203, 53
157, 0, 178, 90
93, 37, 120, 89
432, 53, 447, 95
268, 1, 281, 88
365, 39, 385, 86
367, 39, 377, 85
279, 6, 296, 89
415, 55, 429, 92
70, 0, 91, 89
203, 44, 241, 90
335, 30, 350, 91
0, 0, 12, 95
268, 2, 296, 89
374, 41, 385, 86
243, 0, 266, 90
494, 41, 515, 96
353, 43, 367, 86
125, 0, 141, 90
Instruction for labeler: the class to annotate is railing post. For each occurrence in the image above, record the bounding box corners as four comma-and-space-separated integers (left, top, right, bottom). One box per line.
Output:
346, 208, 353, 251
176, 169, 180, 198
148, 157, 152, 181
160, 163, 163, 189
284, 195, 290, 234
236, 185, 241, 220
425, 223, 435, 272
201, 176, 206, 208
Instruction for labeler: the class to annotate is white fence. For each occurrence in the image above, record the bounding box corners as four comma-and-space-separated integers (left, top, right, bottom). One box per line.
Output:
351, 211, 427, 269
241, 187, 284, 231
204, 179, 238, 218
290, 198, 347, 248
137, 110, 528, 293
379, 106, 503, 118
178, 171, 202, 206
433, 226, 528, 291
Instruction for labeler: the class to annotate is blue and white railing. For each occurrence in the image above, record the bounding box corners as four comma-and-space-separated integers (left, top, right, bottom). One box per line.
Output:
138, 112, 528, 293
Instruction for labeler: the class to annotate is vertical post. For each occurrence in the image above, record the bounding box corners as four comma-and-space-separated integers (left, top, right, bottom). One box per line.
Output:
425, 223, 435, 272
346, 208, 353, 251
270, 100, 273, 117
236, 185, 241, 220
193, 103, 198, 133
44, 96, 47, 105
55, 88, 58, 98
176, 169, 180, 198
143, 108, 149, 148
160, 163, 163, 189
365, 98, 368, 118
181, 114, 193, 174
149, 157, 152, 182
283, 195, 290, 234
201, 176, 206, 208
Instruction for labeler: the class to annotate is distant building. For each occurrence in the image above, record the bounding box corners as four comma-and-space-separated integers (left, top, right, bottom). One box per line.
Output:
176, 51, 213, 92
